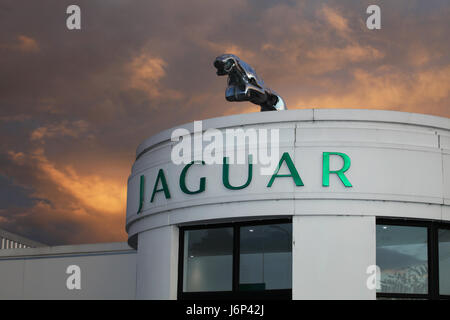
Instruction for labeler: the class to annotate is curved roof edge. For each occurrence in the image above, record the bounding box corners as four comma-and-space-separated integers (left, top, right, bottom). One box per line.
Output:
136, 108, 450, 159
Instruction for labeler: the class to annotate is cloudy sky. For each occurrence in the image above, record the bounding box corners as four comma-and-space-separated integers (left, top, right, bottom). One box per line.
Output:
0, 0, 448, 245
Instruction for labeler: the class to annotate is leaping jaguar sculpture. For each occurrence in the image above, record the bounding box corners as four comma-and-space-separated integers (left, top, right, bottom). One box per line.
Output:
213, 54, 286, 111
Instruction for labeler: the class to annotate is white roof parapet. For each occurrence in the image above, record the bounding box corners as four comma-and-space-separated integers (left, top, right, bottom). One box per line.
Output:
136, 108, 450, 159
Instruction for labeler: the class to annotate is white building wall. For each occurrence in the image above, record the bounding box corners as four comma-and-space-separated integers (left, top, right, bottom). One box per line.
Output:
125, 108, 449, 300
0, 259, 25, 299
126, 109, 450, 237
0, 243, 136, 300
292, 215, 376, 299
136, 226, 179, 300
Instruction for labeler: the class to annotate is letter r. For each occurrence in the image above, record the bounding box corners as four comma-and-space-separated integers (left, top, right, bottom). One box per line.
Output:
323, 152, 352, 187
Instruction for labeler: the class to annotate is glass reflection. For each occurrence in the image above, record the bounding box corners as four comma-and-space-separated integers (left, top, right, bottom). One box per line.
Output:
183, 228, 233, 292
376, 225, 428, 294
239, 223, 292, 291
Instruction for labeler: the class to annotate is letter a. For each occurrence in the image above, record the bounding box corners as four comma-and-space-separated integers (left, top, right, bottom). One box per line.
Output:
150, 169, 171, 202
366, 5, 381, 30
66, 5, 81, 30
267, 152, 304, 187
66, 265, 81, 290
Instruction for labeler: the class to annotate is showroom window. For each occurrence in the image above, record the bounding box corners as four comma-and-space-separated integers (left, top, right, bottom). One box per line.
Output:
376, 219, 450, 300
178, 219, 292, 300
182, 227, 233, 293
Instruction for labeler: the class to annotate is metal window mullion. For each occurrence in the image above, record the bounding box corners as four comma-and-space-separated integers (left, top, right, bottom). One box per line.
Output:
430, 223, 439, 299
232, 225, 240, 293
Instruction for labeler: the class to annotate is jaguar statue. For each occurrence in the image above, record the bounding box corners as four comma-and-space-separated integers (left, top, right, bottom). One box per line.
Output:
213, 54, 286, 111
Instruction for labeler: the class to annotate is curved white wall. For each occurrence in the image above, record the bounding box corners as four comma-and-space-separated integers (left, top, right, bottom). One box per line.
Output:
126, 108, 450, 299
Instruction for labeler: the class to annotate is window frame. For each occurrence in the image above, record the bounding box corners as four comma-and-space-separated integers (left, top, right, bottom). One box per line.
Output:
437, 223, 450, 299
177, 218, 292, 300
376, 218, 450, 300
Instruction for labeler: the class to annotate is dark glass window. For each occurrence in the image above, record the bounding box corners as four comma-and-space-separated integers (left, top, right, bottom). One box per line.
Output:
183, 228, 233, 292
239, 223, 292, 291
376, 219, 450, 300
376, 224, 428, 294
178, 219, 292, 300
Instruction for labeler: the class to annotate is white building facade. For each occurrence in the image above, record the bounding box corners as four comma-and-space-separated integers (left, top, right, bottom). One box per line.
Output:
126, 109, 450, 300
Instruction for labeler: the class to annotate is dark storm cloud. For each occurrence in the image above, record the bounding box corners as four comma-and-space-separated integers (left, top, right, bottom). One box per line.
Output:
0, 174, 35, 209
0, 0, 448, 244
